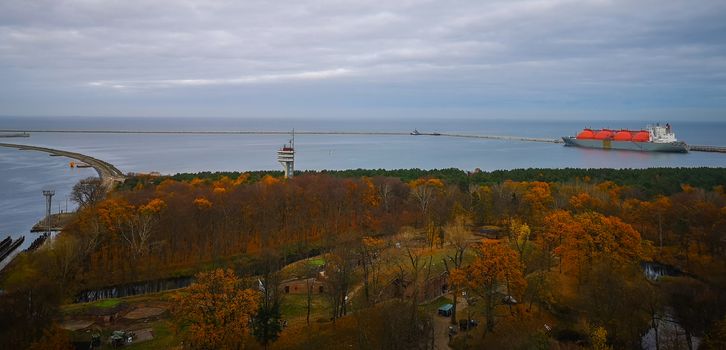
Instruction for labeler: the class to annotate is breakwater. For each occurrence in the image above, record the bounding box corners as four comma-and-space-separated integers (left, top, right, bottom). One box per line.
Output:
690, 145, 726, 153
0, 143, 126, 187
438, 132, 562, 143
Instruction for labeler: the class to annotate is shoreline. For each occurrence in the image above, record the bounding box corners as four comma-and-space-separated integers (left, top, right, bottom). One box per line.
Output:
0, 143, 126, 189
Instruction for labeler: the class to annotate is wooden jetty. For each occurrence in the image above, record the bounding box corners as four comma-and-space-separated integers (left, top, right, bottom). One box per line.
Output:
31, 212, 75, 232
25, 235, 49, 252
0, 236, 25, 263
0, 237, 12, 253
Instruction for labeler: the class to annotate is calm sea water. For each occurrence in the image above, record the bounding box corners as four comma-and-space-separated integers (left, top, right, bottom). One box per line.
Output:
1, 117, 725, 259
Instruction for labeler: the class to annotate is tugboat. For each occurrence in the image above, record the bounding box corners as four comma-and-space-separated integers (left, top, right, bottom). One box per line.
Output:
562, 123, 688, 153
410, 129, 421, 135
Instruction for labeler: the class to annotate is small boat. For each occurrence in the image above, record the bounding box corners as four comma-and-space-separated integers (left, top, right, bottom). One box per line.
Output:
411, 129, 421, 135
69, 161, 91, 168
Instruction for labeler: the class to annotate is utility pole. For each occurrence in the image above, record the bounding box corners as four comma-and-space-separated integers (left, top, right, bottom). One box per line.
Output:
42, 190, 55, 237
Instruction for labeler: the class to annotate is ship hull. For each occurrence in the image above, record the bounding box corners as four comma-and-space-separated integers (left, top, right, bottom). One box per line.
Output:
562, 137, 688, 153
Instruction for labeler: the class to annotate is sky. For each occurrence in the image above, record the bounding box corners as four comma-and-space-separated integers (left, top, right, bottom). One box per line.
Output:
1, 0, 726, 121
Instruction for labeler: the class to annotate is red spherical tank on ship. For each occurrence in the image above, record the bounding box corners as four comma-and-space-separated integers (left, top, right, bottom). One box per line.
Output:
576, 129, 595, 139
632, 131, 650, 142
614, 130, 633, 141
594, 129, 613, 140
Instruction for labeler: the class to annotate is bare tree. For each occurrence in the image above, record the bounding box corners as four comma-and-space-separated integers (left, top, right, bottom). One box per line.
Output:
303, 263, 318, 326
442, 216, 471, 324
119, 211, 155, 259
116, 199, 165, 260
359, 236, 385, 305
71, 177, 105, 208
324, 247, 354, 322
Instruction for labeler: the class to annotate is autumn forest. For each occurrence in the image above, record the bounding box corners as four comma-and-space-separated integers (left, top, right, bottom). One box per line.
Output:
1, 167, 725, 349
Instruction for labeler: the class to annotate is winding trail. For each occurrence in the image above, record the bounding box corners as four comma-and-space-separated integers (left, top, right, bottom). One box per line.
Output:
0, 142, 126, 189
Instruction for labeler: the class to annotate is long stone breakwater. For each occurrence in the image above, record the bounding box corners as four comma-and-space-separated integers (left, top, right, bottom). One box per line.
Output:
0, 142, 126, 188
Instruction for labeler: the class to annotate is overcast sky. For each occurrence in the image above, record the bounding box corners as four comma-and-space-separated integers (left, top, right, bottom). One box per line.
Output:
1, 0, 725, 120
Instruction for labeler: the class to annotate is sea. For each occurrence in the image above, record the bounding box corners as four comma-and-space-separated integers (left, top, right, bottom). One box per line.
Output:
1, 116, 725, 266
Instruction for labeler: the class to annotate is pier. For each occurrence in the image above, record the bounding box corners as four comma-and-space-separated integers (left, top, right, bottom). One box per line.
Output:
0, 142, 126, 188
30, 213, 75, 232
689, 145, 726, 153
0, 236, 25, 264
0, 132, 30, 138
438, 132, 563, 143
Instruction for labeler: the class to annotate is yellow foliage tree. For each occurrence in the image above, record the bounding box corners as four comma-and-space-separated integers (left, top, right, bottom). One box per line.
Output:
590, 326, 613, 350
261, 175, 280, 186
553, 211, 646, 280
174, 268, 259, 350
193, 196, 213, 210
451, 240, 526, 334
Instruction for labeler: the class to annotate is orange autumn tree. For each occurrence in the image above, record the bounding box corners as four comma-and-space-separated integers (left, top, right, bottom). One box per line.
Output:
174, 269, 259, 350
553, 211, 646, 280
451, 240, 526, 333
569, 192, 606, 213
622, 196, 671, 251
522, 181, 554, 225
540, 210, 583, 272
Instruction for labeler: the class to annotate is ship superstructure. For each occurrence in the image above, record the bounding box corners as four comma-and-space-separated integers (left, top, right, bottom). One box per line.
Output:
562, 123, 688, 153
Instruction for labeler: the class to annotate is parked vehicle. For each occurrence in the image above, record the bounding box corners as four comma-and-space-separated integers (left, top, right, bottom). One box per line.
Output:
459, 319, 479, 330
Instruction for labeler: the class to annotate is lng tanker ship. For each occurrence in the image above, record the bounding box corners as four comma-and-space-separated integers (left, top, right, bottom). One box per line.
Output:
563, 123, 688, 153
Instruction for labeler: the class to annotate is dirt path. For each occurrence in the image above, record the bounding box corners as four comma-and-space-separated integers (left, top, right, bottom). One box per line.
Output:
433, 294, 468, 350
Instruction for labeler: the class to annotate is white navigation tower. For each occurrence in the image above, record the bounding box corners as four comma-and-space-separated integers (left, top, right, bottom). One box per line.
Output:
277, 129, 295, 178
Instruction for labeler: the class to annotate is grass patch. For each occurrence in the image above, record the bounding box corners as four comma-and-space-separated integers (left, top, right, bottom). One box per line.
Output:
307, 257, 325, 267
61, 298, 127, 315
95, 299, 122, 308
421, 295, 453, 313
280, 294, 330, 320
61, 290, 179, 316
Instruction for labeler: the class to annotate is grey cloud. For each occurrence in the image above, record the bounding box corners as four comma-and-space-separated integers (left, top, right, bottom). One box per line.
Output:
1, 0, 725, 119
